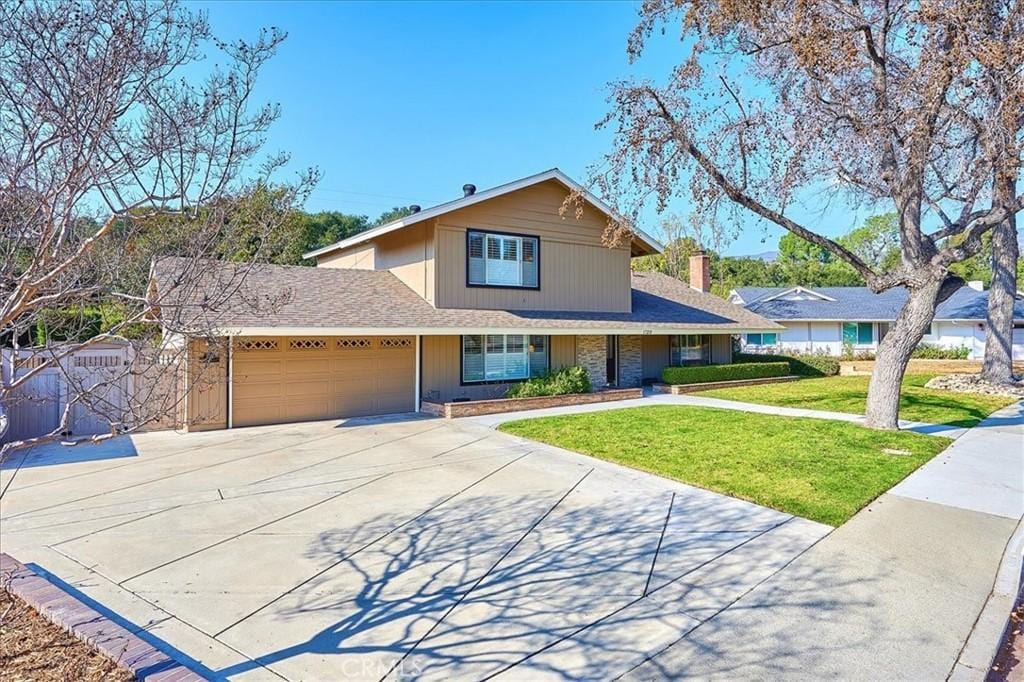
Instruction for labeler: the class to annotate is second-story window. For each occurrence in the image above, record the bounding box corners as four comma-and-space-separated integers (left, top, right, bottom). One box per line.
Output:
467, 230, 539, 288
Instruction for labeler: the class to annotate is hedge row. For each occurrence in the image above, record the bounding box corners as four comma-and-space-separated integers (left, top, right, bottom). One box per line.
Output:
911, 343, 970, 360
661, 362, 790, 385
506, 365, 591, 398
733, 352, 840, 377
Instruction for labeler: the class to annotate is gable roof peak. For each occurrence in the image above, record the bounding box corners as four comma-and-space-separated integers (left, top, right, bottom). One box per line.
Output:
302, 168, 663, 260
759, 286, 836, 303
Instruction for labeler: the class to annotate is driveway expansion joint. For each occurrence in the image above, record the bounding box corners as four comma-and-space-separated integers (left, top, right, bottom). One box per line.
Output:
212, 451, 534, 639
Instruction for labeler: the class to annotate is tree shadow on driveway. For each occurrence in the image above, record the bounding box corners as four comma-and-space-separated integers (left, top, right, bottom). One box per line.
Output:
210, 491, 881, 681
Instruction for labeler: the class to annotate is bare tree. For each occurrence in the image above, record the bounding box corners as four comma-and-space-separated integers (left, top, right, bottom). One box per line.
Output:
0, 0, 314, 454
588, 0, 1023, 428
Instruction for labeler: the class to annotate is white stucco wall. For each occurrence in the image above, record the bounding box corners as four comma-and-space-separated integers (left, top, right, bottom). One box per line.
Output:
745, 321, 870, 356
739, 319, 1018, 359
921, 321, 980, 359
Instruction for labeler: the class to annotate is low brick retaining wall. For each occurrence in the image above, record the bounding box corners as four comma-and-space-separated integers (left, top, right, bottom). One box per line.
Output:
422, 387, 643, 418
653, 375, 800, 395
0, 553, 202, 681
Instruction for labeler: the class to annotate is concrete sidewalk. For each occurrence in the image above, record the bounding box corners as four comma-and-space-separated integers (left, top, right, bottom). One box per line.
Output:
465, 391, 967, 438
627, 400, 1024, 681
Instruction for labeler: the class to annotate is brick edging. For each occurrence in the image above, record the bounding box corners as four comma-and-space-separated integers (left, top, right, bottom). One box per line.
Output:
652, 374, 800, 394
422, 387, 644, 418
0, 553, 205, 681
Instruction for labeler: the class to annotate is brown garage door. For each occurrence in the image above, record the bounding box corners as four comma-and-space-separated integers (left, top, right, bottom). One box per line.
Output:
231, 336, 415, 427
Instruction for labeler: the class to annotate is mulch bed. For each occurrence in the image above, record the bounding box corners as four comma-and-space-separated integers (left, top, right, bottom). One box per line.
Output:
989, 598, 1024, 681
1, 584, 134, 681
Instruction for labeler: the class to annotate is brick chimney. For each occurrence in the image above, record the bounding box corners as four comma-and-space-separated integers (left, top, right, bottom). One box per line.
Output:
689, 252, 711, 293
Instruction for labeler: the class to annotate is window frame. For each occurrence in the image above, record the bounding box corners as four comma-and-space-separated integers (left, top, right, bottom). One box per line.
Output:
460, 334, 550, 385
842, 322, 874, 346
746, 332, 778, 346
670, 334, 712, 366
465, 228, 541, 291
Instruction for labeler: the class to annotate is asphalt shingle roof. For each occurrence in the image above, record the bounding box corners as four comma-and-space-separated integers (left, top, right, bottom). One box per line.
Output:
733, 286, 1024, 321
152, 257, 780, 333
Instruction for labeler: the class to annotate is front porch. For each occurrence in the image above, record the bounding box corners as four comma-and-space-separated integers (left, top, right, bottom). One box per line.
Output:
419, 333, 735, 404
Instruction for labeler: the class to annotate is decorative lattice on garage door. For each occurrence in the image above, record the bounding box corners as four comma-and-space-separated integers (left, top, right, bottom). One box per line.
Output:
337, 337, 372, 350
380, 337, 412, 349
236, 339, 278, 351
288, 338, 327, 350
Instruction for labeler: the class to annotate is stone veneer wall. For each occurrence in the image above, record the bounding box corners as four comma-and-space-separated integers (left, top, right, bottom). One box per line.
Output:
576, 335, 607, 388
618, 335, 643, 388
576, 334, 643, 389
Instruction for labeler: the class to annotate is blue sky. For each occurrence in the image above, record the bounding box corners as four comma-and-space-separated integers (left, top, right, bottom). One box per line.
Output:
197, 1, 867, 256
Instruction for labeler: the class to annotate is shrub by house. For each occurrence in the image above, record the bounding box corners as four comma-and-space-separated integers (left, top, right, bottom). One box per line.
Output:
662, 362, 789, 385
734, 352, 839, 377
507, 366, 592, 398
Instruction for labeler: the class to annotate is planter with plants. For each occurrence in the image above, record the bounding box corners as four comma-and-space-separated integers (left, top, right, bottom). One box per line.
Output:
420, 366, 642, 418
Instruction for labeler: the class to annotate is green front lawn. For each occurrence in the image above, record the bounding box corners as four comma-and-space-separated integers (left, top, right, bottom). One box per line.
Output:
695, 374, 1015, 428
499, 405, 948, 526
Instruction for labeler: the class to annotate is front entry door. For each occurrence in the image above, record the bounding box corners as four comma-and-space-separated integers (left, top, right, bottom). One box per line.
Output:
605, 335, 618, 387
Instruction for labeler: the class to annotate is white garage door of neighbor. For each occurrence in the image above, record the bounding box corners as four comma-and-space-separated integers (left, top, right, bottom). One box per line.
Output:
231, 336, 415, 428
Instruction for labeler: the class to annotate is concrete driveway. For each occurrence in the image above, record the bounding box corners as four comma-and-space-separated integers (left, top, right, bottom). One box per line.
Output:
1, 415, 828, 681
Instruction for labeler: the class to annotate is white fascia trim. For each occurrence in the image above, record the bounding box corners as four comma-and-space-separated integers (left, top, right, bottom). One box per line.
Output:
765, 317, 985, 323
213, 326, 776, 337
302, 168, 664, 260
759, 286, 836, 303
726, 290, 745, 304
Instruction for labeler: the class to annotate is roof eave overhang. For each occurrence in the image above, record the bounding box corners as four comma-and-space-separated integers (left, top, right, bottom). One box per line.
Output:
302, 168, 664, 260
209, 325, 776, 337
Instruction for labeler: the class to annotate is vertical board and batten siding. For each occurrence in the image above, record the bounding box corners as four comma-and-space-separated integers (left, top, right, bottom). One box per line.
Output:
375, 222, 434, 303
231, 336, 415, 428
641, 336, 670, 381
711, 334, 733, 364
318, 242, 376, 270
433, 181, 632, 312
641, 334, 735, 382
317, 222, 435, 303
421, 335, 576, 403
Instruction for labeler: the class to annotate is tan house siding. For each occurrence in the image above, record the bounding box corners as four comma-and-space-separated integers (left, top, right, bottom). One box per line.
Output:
316, 222, 435, 304
318, 242, 376, 270
640, 334, 733, 382
711, 334, 733, 364
432, 181, 631, 312
375, 221, 435, 303
421, 334, 577, 403
642, 335, 670, 381
551, 335, 575, 369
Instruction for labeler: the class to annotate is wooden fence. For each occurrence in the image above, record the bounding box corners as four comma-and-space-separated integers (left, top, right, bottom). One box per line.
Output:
1, 343, 183, 444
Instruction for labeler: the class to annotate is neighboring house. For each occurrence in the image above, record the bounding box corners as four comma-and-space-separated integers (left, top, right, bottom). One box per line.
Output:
728, 285, 1024, 359
151, 168, 780, 430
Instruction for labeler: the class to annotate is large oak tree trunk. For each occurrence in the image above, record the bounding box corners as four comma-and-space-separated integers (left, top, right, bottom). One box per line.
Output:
982, 174, 1019, 384
864, 279, 946, 429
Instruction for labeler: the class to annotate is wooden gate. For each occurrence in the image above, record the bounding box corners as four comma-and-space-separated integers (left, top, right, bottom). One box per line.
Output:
1, 344, 132, 444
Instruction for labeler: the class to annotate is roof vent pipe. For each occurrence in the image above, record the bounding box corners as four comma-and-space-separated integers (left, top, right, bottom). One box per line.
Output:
409, 205, 421, 213
462, 184, 476, 197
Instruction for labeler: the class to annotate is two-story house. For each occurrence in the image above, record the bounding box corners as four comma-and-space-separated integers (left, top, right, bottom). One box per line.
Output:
152, 169, 780, 430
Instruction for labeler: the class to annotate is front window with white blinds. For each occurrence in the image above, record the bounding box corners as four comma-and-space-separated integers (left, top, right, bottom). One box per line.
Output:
462, 334, 549, 383
467, 230, 539, 288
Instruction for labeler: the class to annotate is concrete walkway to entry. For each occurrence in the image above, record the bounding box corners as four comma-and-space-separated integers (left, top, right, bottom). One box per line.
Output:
465, 390, 967, 438
627, 399, 1024, 680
